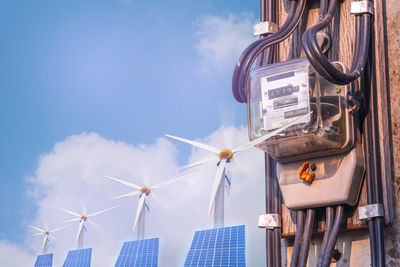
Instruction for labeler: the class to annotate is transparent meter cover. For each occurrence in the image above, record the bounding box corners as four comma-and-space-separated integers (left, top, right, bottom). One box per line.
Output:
248, 58, 354, 162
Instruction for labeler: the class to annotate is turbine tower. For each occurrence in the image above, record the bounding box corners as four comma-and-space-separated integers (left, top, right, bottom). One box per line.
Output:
166, 112, 310, 228
103, 171, 192, 240
30, 225, 66, 254
58, 206, 118, 249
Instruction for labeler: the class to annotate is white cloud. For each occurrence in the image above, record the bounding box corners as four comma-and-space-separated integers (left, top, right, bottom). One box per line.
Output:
195, 13, 256, 75
1, 128, 267, 266
0, 240, 35, 266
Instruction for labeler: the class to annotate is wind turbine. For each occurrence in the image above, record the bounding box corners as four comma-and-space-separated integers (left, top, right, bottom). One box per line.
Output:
58, 206, 119, 249
102, 171, 192, 240
166, 112, 311, 228
30, 225, 67, 254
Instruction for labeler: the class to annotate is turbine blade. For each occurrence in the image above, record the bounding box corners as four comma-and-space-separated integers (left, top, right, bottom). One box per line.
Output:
150, 171, 194, 190
88, 205, 119, 217
181, 157, 217, 169
208, 159, 227, 216
133, 195, 146, 233
165, 134, 220, 154
113, 191, 141, 200
30, 225, 45, 233
102, 175, 142, 190
232, 112, 312, 153
65, 218, 81, 223
57, 207, 82, 218
32, 233, 44, 237
50, 225, 69, 233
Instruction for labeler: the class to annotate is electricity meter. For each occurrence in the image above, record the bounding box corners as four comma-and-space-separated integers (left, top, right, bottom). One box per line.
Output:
249, 58, 355, 162
248, 58, 364, 209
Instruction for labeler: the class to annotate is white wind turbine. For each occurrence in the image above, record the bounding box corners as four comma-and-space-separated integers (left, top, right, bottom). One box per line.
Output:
58, 206, 119, 249
30, 225, 67, 254
102, 172, 192, 240
166, 112, 311, 228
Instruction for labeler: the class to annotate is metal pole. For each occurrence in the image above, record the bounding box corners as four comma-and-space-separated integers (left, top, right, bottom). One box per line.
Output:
137, 203, 146, 240
214, 171, 225, 228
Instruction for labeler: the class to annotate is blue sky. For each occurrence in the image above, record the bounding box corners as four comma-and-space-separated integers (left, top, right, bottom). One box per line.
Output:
0, 0, 267, 266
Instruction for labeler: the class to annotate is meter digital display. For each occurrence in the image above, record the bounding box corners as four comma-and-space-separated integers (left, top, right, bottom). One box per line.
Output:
260, 61, 310, 131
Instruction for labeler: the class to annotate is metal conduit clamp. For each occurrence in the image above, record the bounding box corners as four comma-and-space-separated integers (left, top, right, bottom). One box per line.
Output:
350, 0, 374, 15
254, 21, 278, 36
358, 203, 384, 221
258, 213, 281, 229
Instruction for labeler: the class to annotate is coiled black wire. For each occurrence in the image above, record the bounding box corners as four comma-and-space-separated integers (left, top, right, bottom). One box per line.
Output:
232, 0, 306, 103
302, 0, 372, 85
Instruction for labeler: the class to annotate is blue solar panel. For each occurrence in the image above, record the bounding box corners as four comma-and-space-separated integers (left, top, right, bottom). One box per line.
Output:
63, 248, 92, 267
184, 225, 246, 267
114, 238, 159, 267
34, 253, 53, 267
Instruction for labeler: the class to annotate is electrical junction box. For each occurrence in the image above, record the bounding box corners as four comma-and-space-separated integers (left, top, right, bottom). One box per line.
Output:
248, 58, 364, 209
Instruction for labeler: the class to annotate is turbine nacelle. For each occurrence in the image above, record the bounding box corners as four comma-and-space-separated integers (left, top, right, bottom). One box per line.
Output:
57, 206, 118, 249
218, 149, 233, 161
140, 186, 151, 195
103, 171, 194, 236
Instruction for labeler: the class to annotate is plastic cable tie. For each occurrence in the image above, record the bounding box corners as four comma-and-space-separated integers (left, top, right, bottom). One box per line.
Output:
358, 203, 384, 220
258, 213, 281, 229
351, 1, 374, 15
254, 21, 278, 36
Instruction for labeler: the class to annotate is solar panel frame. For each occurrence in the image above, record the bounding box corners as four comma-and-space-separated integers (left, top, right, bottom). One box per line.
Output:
114, 238, 159, 267
63, 248, 92, 267
184, 225, 246, 267
34, 253, 53, 267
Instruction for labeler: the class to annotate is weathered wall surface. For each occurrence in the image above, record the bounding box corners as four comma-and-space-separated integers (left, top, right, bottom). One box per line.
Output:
383, 0, 400, 265
278, 0, 400, 265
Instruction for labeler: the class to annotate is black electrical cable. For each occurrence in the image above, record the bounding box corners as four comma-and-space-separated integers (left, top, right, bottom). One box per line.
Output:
265, 153, 274, 267
233, 7, 297, 100
318, 0, 328, 23
369, 56, 386, 267
322, 205, 344, 266
302, 0, 372, 85
316, 207, 334, 267
362, 67, 378, 266
272, 156, 282, 267
232, 0, 297, 102
361, 34, 386, 266
350, 16, 362, 71
298, 209, 315, 267
288, 0, 309, 60
290, 210, 305, 267
236, 0, 306, 103
232, 0, 305, 103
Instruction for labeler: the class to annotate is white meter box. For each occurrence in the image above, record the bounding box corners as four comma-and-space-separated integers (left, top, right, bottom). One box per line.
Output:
248, 58, 364, 209
248, 58, 355, 163
260, 59, 310, 131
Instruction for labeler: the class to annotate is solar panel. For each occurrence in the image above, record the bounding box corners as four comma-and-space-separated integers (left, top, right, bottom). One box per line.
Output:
114, 238, 159, 267
63, 248, 92, 267
34, 253, 53, 267
184, 225, 246, 267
